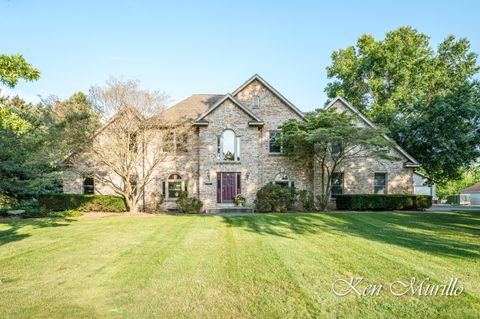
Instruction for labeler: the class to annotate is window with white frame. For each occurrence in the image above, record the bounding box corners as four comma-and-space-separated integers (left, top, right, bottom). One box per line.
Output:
269, 131, 282, 153
217, 129, 240, 161
374, 173, 387, 194
272, 173, 295, 188
163, 174, 187, 199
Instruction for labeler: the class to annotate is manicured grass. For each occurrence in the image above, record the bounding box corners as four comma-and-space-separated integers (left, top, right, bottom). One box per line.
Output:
0, 211, 479, 318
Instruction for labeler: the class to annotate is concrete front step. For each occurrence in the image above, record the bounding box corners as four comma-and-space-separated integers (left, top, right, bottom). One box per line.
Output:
206, 207, 254, 214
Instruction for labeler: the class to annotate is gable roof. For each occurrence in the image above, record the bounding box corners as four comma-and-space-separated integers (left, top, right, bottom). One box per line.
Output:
460, 183, 480, 193
160, 94, 224, 121
325, 96, 420, 167
413, 171, 436, 182
194, 93, 264, 125
93, 106, 144, 138
232, 74, 306, 120
60, 106, 144, 166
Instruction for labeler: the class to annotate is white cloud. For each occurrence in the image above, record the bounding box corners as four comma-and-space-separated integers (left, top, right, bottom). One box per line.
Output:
0, 87, 42, 104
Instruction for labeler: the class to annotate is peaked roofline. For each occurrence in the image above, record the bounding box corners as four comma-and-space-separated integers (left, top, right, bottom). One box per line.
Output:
93, 106, 144, 138
59, 106, 144, 166
460, 183, 480, 193
232, 74, 306, 120
325, 96, 420, 167
195, 94, 263, 124
413, 171, 436, 182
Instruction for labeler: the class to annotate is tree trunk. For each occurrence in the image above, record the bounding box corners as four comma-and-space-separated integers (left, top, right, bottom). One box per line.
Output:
318, 164, 328, 211
125, 197, 138, 213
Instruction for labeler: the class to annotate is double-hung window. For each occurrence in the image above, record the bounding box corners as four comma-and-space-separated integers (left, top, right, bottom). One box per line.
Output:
163, 174, 187, 199
269, 131, 282, 153
374, 173, 387, 194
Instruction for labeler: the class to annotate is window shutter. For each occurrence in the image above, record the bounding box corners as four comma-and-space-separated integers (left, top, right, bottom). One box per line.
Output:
162, 181, 166, 195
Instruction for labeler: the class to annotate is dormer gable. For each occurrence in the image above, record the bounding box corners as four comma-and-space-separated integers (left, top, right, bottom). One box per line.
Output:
232, 74, 306, 120
194, 94, 264, 127
325, 96, 420, 167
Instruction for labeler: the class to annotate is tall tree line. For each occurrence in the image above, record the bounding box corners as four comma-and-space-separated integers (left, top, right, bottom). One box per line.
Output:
325, 26, 480, 182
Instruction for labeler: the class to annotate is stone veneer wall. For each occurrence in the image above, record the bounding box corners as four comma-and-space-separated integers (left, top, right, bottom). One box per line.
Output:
63, 169, 84, 194
62, 132, 200, 213
234, 80, 312, 192
198, 99, 260, 210
319, 100, 414, 195
63, 80, 415, 212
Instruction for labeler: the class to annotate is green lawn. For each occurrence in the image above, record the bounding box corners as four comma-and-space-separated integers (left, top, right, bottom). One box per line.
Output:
0, 212, 479, 318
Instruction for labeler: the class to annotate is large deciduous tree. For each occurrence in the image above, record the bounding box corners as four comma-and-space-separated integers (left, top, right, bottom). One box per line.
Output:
280, 108, 398, 210
0, 54, 40, 88
74, 78, 186, 212
325, 26, 480, 180
436, 166, 480, 199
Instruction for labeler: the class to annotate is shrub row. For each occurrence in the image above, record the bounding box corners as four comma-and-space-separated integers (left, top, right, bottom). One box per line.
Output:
39, 194, 127, 212
335, 194, 432, 211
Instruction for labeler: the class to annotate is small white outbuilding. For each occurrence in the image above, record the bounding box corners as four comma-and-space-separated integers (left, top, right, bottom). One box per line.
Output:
460, 183, 480, 205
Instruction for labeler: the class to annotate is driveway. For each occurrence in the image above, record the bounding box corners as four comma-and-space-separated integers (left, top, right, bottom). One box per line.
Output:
428, 204, 480, 212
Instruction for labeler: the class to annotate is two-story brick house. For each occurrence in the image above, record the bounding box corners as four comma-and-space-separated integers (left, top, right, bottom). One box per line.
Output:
63, 74, 420, 212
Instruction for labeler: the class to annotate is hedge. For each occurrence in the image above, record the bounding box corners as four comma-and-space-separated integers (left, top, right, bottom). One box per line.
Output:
38, 194, 127, 212
335, 194, 432, 211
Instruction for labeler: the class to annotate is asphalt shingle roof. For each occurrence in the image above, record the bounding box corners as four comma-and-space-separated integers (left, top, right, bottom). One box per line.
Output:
161, 94, 224, 121
460, 183, 480, 193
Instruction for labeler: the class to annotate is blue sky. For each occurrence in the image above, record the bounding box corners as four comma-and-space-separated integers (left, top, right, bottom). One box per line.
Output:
1, 0, 479, 111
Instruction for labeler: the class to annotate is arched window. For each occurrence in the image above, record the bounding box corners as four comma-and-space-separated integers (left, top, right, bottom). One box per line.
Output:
217, 129, 240, 161
272, 173, 295, 188
83, 177, 94, 194
163, 173, 187, 199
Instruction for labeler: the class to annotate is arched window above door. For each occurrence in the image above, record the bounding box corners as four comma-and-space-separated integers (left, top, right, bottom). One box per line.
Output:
217, 129, 240, 161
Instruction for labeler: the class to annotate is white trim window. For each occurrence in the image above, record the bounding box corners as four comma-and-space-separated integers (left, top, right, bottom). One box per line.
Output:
163, 174, 187, 199
217, 129, 241, 161
272, 173, 295, 188
269, 131, 282, 153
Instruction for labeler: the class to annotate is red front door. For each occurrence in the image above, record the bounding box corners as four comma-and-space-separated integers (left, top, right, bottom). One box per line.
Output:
218, 173, 240, 203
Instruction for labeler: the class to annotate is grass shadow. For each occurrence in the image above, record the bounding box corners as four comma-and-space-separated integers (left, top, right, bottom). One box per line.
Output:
0, 218, 76, 246
222, 211, 480, 258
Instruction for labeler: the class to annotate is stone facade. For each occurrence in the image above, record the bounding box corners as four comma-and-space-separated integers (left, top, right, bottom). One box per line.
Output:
63, 74, 419, 212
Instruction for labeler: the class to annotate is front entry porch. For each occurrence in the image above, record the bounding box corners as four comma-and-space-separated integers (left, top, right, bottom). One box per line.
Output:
216, 172, 241, 204
208, 172, 253, 214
